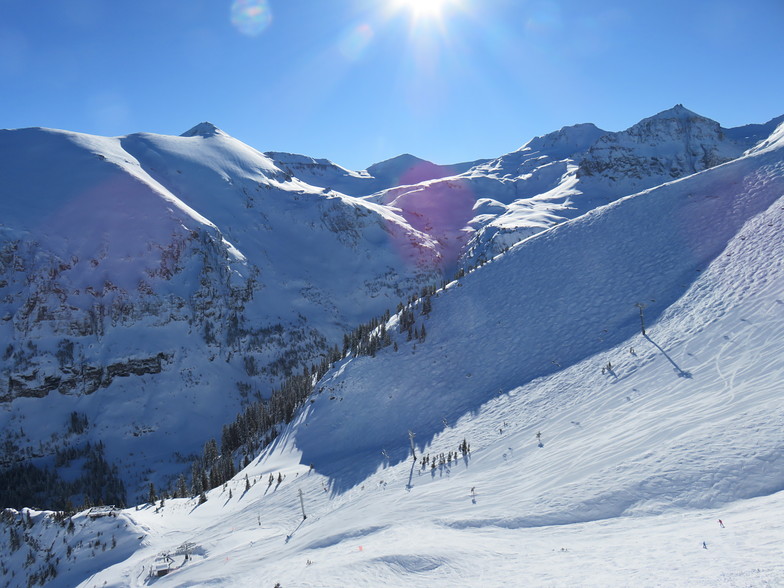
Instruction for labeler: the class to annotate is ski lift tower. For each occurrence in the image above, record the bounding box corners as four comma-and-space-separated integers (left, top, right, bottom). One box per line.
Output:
299, 489, 307, 520
635, 302, 647, 336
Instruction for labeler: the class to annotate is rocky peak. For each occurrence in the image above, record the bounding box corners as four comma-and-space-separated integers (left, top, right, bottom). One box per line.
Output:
577, 105, 744, 184
622, 104, 724, 144
650, 103, 701, 120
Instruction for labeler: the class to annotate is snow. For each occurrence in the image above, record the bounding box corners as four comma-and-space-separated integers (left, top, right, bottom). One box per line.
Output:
1, 108, 783, 587
294, 135, 784, 486
262, 151, 483, 199
382, 104, 778, 271
364, 153, 477, 187
180, 122, 226, 138
724, 114, 784, 151
515, 122, 608, 159
0, 124, 442, 501
1, 115, 780, 587
747, 121, 784, 155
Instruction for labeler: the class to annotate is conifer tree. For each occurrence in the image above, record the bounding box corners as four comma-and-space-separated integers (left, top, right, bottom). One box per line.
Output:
176, 474, 189, 498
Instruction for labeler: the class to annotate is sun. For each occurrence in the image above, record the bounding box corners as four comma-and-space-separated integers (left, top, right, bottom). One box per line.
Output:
391, 0, 459, 22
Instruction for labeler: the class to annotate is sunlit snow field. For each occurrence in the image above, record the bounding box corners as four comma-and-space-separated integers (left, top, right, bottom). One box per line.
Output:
42, 127, 784, 588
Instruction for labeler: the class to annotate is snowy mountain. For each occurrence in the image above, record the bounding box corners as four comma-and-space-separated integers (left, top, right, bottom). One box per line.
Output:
415, 105, 772, 268
299, 119, 784, 489
265, 151, 483, 198
0, 124, 442, 506
1, 112, 782, 587
576, 104, 745, 187
0, 105, 781, 528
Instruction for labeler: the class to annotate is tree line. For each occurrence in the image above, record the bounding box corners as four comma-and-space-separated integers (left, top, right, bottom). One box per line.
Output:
0, 440, 125, 511
169, 281, 445, 501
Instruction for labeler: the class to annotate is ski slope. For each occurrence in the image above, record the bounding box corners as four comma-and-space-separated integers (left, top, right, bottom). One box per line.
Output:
295, 122, 784, 489
4, 122, 778, 588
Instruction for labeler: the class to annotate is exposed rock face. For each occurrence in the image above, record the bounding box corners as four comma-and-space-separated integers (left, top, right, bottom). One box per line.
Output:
4, 353, 171, 400
0, 221, 255, 399
577, 105, 745, 184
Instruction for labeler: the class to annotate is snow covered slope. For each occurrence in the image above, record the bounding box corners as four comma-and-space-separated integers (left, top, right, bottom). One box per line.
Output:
0, 106, 780, 514
3, 121, 781, 588
265, 151, 483, 198
388, 106, 778, 269
0, 124, 441, 504
296, 119, 784, 494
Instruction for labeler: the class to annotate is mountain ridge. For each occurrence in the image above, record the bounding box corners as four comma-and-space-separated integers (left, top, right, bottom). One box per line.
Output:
1, 106, 782, 587
0, 106, 781, 511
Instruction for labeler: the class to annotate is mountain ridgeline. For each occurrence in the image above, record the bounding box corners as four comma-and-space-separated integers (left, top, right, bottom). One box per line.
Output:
0, 105, 781, 509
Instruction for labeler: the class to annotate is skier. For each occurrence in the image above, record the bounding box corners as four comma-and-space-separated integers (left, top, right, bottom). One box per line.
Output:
718, 519, 725, 528
702, 541, 708, 549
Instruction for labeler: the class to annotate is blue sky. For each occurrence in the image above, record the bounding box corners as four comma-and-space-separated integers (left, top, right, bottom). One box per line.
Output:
2, 0, 782, 170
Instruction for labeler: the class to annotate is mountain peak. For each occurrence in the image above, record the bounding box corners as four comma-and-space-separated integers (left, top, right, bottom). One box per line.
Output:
644, 104, 709, 124
365, 153, 451, 186
616, 104, 724, 141
669, 103, 694, 114
367, 153, 430, 171
578, 104, 741, 184
180, 122, 226, 138
519, 122, 607, 158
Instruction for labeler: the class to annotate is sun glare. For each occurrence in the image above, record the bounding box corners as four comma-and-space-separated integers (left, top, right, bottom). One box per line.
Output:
392, 0, 459, 22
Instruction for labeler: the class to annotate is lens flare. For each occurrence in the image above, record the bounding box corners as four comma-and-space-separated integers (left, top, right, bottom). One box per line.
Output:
384, 176, 476, 270
231, 0, 273, 36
